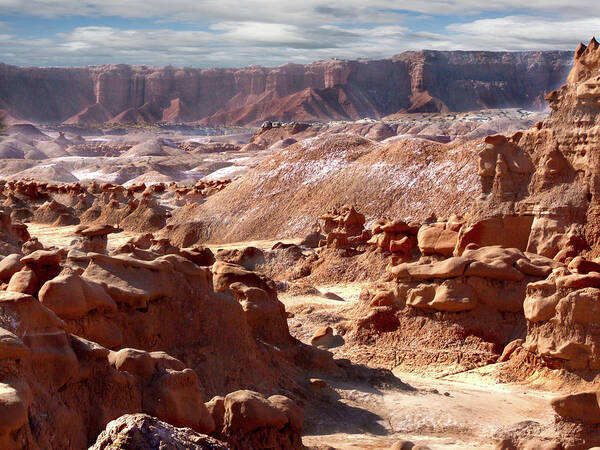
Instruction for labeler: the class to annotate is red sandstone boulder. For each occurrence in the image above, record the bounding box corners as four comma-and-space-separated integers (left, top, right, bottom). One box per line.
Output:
20, 249, 62, 266
127, 233, 154, 249
21, 238, 43, 255
455, 216, 534, 255
206, 396, 226, 432
417, 224, 458, 257
310, 326, 336, 347
0, 381, 32, 449
212, 261, 274, 293
179, 246, 216, 266
267, 395, 304, 433
228, 282, 289, 345
568, 256, 600, 274
389, 256, 471, 281
38, 272, 116, 320
223, 390, 287, 434
109, 348, 215, 433
0, 254, 23, 283
551, 392, 600, 424
19, 249, 64, 289
0, 291, 78, 390
6, 267, 38, 295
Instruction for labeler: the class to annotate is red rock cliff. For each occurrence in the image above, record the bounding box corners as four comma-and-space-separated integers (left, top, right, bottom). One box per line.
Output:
0, 50, 572, 126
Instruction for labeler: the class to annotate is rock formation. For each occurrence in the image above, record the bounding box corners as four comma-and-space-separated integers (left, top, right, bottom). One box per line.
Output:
471, 38, 600, 259
283, 36, 600, 387
369, 218, 420, 261
0, 51, 571, 125
0, 206, 352, 449
0, 179, 231, 238
4, 39, 600, 450
319, 205, 370, 249
281, 40, 600, 447
72, 224, 117, 253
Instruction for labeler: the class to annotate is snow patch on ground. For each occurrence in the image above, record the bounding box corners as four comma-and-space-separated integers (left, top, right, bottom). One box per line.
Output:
122, 178, 163, 187
71, 168, 120, 182
47, 156, 92, 162
87, 137, 117, 142
203, 165, 248, 180
299, 159, 346, 185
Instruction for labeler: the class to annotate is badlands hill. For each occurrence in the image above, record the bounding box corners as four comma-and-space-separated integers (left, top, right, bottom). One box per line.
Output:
168, 132, 481, 244
0, 50, 571, 125
161, 110, 541, 245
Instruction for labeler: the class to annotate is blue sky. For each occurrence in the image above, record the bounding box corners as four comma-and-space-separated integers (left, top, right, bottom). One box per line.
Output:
0, 1, 598, 67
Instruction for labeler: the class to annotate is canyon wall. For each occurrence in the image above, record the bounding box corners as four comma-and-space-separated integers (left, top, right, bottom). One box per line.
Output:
0, 50, 572, 126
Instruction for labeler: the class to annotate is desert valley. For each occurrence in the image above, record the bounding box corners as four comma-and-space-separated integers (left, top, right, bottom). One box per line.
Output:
2, 8, 600, 448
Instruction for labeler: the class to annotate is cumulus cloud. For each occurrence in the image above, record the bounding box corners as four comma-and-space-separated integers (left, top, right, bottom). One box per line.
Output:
0, 1, 596, 66
447, 16, 600, 50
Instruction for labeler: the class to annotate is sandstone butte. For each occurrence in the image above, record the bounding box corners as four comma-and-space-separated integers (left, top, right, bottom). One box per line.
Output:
0, 50, 571, 126
2, 39, 600, 449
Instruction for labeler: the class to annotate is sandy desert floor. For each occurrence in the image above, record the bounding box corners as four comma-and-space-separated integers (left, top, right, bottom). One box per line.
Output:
302, 372, 555, 449
285, 277, 555, 450
27, 223, 139, 250
282, 283, 555, 450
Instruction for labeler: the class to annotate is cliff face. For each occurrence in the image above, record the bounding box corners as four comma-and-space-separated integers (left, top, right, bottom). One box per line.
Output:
473, 38, 600, 257
0, 50, 572, 126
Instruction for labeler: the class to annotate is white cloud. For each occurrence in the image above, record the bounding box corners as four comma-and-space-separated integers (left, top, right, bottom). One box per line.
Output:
447, 16, 600, 50
0, 1, 597, 67
448, 16, 600, 50
0, 0, 597, 21
210, 22, 318, 47
0, 23, 419, 67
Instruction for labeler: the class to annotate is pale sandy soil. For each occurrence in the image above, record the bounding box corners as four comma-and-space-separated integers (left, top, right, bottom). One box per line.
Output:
206, 238, 302, 252
278, 282, 364, 307
26, 223, 138, 250
27, 223, 305, 255
27, 223, 300, 253
303, 368, 555, 449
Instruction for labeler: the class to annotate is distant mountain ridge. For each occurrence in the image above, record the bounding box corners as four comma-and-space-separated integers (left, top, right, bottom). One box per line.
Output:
0, 50, 572, 126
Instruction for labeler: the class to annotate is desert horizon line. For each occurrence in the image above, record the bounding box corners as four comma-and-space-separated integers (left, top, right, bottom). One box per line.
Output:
0, 47, 577, 70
